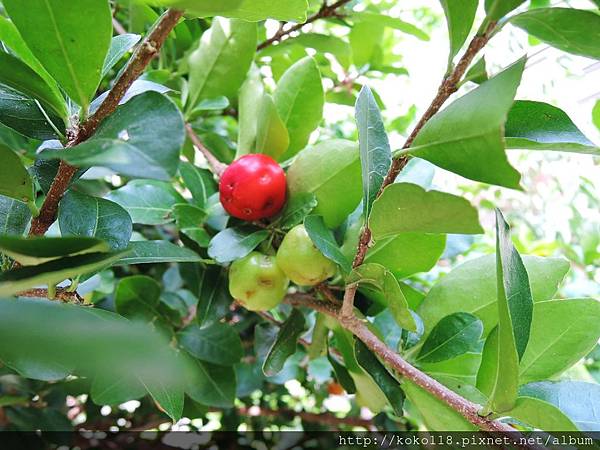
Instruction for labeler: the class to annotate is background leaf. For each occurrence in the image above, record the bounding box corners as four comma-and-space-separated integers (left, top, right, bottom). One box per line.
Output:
0, 145, 34, 204
263, 309, 305, 376
178, 322, 243, 366
0, 195, 31, 236
102, 34, 141, 78
208, 227, 269, 264
417, 313, 483, 363
255, 94, 290, 160
439, 0, 478, 65
115, 241, 204, 265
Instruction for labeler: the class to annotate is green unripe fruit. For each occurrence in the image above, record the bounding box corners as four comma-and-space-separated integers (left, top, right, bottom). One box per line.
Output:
276, 224, 336, 286
228, 252, 289, 311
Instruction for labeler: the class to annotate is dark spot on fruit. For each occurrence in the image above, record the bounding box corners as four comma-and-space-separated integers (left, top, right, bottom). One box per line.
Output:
243, 208, 253, 216
258, 278, 273, 287
245, 290, 255, 298
263, 197, 274, 210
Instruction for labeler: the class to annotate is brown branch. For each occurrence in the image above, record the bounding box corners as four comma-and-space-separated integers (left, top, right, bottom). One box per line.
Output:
185, 123, 228, 176
28, 9, 183, 237
257, 0, 351, 51
17, 287, 84, 303
284, 294, 534, 441
340, 20, 498, 319
112, 16, 127, 36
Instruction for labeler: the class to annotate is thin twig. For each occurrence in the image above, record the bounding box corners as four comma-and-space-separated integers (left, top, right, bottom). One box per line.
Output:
257, 0, 352, 50
339, 21, 498, 320
185, 123, 228, 176
17, 288, 84, 303
112, 16, 127, 36
28, 9, 184, 237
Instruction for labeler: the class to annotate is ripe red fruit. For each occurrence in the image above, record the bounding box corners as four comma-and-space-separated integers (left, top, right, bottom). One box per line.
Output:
219, 154, 287, 221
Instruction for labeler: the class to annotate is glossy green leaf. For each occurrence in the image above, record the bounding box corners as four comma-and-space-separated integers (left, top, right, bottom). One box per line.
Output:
439, 0, 478, 65
288, 140, 362, 228
115, 241, 204, 265
505, 100, 599, 155
263, 309, 306, 376
0, 251, 127, 296
106, 180, 185, 225
0, 145, 34, 205
59, 191, 132, 251
179, 162, 216, 209
274, 56, 324, 160
143, 379, 184, 422
506, 396, 578, 432
0, 84, 64, 140
349, 19, 384, 68
0, 235, 109, 266
304, 215, 351, 274
91, 376, 146, 406
327, 351, 356, 395
0, 52, 67, 120
149, 0, 308, 22
178, 322, 243, 365
355, 85, 391, 219
193, 266, 232, 326
520, 381, 600, 431
593, 100, 600, 131
370, 183, 483, 239
187, 18, 257, 108
0, 195, 31, 236
510, 8, 600, 60
42, 93, 185, 180
403, 380, 477, 431
352, 12, 429, 41
102, 34, 141, 78
485, 0, 526, 20
410, 59, 525, 189
417, 313, 483, 363
3, 0, 112, 110
208, 227, 269, 264
464, 57, 488, 84
355, 339, 404, 416
114, 275, 161, 320
185, 356, 236, 407
255, 94, 290, 160
237, 65, 264, 157
269, 33, 352, 69
418, 254, 569, 337
420, 352, 481, 386
275, 192, 317, 231
483, 210, 533, 414
173, 204, 210, 247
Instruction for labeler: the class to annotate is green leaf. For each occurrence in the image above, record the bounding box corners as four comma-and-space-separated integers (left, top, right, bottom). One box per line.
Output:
269, 33, 352, 69
483, 210, 533, 413
178, 322, 243, 365
347, 263, 416, 332
187, 18, 257, 109
254, 94, 290, 160
274, 56, 324, 160
0, 84, 64, 140
114, 275, 161, 320
355, 339, 404, 416
0, 251, 127, 296
410, 59, 526, 189
107, 180, 185, 225
102, 34, 141, 78
520, 381, 600, 431
485, 0, 526, 20
304, 215, 351, 274
0, 16, 63, 100
262, 309, 306, 376
0, 195, 31, 236
288, 140, 362, 228
420, 352, 481, 386
505, 100, 599, 155
3, 0, 113, 110
173, 204, 210, 247
150, 0, 308, 22
439, 0, 478, 65
59, 191, 132, 251
179, 162, 216, 209
0, 235, 109, 266
355, 85, 391, 219
193, 266, 232, 325
417, 313, 483, 364
208, 227, 270, 264
352, 12, 430, 41
327, 350, 356, 394
402, 380, 477, 431
0, 145, 34, 204
115, 241, 204, 265
510, 8, 600, 60
237, 65, 264, 157
142, 378, 184, 422
0, 52, 67, 120
506, 396, 578, 432
418, 254, 570, 337
41, 92, 185, 180
91, 376, 146, 406
185, 356, 236, 407
593, 100, 600, 131
370, 183, 483, 239
275, 192, 317, 231
464, 57, 488, 84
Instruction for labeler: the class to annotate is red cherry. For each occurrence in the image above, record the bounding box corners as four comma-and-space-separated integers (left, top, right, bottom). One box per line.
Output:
219, 154, 287, 221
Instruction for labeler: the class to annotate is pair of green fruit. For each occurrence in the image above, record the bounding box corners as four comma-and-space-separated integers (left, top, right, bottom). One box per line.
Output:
229, 224, 336, 311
